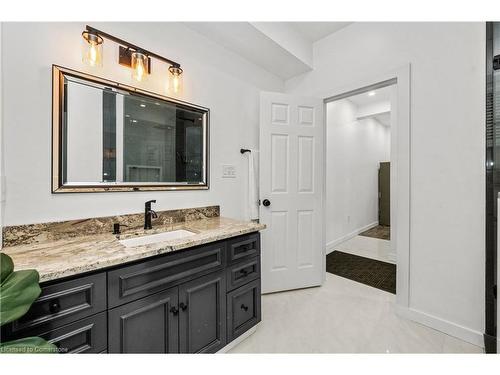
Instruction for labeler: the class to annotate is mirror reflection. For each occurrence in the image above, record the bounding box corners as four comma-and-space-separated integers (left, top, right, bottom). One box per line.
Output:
58, 72, 208, 191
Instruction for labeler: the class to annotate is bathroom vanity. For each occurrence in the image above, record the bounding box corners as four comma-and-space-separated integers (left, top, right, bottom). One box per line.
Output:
1, 207, 264, 353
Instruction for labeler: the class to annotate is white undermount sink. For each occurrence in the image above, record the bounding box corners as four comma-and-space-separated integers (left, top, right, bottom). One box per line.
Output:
119, 229, 196, 247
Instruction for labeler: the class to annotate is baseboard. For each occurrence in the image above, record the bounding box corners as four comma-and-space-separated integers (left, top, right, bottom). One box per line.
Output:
395, 305, 484, 348
325, 221, 379, 254
216, 325, 258, 353
387, 252, 397, 263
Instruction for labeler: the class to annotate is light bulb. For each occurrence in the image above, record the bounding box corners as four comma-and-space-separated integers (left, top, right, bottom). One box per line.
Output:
168, 66, 183, 94
172, 75, 180, 93
89, 42, 98, 66
131, 52, 148, 82
82, 31, 103, 67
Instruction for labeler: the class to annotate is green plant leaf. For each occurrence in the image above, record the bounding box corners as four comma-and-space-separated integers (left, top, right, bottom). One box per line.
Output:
0, 269, 41, 326
0, 253, 14, 283
0, 337, 58, 354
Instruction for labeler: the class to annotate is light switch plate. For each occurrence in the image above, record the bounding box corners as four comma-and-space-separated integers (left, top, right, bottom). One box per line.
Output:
222, 164, 236, 178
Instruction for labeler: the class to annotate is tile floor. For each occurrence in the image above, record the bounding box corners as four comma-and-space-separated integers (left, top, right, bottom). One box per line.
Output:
229, 273, 483, 353
334, 235, 394, 264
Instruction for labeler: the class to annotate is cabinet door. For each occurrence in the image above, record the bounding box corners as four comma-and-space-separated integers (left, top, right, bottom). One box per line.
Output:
179, 272, 226, 353
108, 287, 179, 353
227, 279, 261, 343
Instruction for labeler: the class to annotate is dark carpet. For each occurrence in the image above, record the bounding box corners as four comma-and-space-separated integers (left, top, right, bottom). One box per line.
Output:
326, 251, 396, 294
359, 225, 390, 240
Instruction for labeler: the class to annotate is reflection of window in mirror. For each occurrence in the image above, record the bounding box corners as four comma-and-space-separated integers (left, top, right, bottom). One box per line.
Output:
56, 66, 208, 192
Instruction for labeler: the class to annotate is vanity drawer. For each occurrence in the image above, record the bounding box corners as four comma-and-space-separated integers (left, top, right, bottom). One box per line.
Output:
37, 312, 107, 354
108, 242, 225, 308
226, 257, 260, 291
226, 279, 261, 342
6, 273, 106, 336
227, 232, 260, 264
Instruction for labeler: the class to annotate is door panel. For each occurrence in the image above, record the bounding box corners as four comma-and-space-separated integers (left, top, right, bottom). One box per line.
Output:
178, 272, 226, 353
260, 92, 324, 293
271, 134, 289, 192
298, 136, 314, 192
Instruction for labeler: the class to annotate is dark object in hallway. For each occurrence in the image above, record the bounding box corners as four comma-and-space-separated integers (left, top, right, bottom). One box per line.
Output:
359, 225, 390, 240
326, 251, 396, 294
379, 161, 390, 226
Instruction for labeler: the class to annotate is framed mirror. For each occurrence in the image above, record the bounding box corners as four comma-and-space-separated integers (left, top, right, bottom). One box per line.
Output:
52, 65, 209, 193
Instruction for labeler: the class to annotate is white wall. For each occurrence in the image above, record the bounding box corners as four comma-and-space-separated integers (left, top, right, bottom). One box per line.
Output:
326, 98, 390, 249
250, 22, 313, 67
1, 22, 284, 226
286, 23, 486, 344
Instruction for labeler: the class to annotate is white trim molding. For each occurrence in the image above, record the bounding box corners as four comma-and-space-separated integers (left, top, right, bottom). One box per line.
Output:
217, 325, 258, 353
322, 63, 411, 309
325, 221, 379, 255
395, 305, 484, 349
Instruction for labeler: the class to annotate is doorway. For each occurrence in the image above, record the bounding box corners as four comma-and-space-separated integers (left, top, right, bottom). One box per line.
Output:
258, 66, 410, 307
324, 81, 397, 294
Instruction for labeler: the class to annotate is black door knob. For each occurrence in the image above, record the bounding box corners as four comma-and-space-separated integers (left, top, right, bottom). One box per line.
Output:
170, 306, 179, 315
240, 304, 249, 312
262, 199, 271, 207
49, 300, 61, 314
179, 302, 188, 311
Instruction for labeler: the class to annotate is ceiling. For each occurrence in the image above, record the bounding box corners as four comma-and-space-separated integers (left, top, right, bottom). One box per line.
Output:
347, 85, 392, 127
347, 85, 392, 108
284, 22, 352, 42
184, 22, 352, 80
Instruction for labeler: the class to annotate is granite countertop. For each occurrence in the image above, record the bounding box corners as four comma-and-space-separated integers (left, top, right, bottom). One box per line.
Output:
2, 217, 266, 282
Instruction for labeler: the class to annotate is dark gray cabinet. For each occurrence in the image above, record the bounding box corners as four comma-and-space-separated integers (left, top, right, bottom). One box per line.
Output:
108, 287, 179, 353
107, 242, 225, 308
227, 279, 261, 342
5, 273, 106, 337
4, 232, 261, 354
179, 272, 226, 353
36, 312, 107, 353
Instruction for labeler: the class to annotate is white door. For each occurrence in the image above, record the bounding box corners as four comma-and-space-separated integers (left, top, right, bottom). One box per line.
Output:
260, 91, 324, 293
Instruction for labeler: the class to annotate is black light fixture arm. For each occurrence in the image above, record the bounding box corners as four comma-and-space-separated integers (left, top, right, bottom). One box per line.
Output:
85, 25, 181, 68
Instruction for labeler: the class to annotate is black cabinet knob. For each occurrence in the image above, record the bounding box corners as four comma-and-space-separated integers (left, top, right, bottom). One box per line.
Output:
170, 306, 179, 315
49, 300, 61, 314
239, 269, 249, 276
262, 199, 271, 207
179, 302, 188, 311
240, 304, 249, 312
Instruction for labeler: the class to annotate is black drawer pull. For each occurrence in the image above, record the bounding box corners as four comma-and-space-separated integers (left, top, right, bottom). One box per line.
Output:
170, 306, 179, 315
49, 300, 61, 314
240, 304, 249, 312
240, 244, 252, 252
179, 302, 188, 311
239, 269, 249, 276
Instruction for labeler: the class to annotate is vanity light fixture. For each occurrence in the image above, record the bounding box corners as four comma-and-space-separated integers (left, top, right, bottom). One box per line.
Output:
367, 91, 376, 97
131, 51, 148, 82
168, 66, 183, 94
81, 25, 183, 92
81, 30, 103, 67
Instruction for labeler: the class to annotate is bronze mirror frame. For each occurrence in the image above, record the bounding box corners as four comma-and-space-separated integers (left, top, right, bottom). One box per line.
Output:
52, 65, 210, 193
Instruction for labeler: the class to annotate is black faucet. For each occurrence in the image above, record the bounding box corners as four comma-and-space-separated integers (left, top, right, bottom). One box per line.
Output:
144, 200, 158, 230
